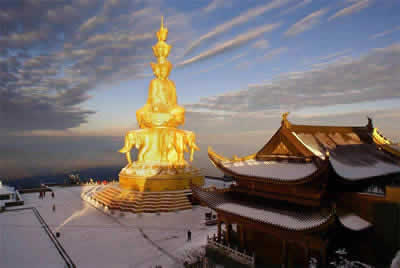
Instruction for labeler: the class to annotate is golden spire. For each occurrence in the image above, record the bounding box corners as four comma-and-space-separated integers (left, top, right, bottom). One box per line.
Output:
153, 16, 172, 64
156, 16, 168, 42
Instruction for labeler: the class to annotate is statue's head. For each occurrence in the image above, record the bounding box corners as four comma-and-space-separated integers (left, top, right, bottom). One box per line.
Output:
150, 62, 160, 77
151, 61, 172, 80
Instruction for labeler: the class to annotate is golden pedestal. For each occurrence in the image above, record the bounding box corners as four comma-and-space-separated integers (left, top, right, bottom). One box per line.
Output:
90, 164, 204, 213
119, 168, 204, 192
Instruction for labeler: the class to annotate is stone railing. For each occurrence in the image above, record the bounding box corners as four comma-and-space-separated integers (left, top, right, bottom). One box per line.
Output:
207, 236, 254, 267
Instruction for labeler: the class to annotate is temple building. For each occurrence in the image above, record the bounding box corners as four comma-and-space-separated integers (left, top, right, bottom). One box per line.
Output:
193, 113, 400, 267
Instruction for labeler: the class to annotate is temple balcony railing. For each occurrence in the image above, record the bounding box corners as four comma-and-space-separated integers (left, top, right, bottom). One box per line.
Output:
206, 235, 255, 267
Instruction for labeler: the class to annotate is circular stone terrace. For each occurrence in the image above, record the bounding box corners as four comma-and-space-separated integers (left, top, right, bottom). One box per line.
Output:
0, 185, 217, 268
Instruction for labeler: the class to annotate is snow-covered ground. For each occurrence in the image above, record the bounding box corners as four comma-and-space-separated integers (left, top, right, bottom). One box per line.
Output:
1, 185, 217, 268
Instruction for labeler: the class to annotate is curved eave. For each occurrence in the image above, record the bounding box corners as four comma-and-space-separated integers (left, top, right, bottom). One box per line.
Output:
372, 128, 392, 145
329, 155, 400, 183
192, 185, 335, 233
208, 147, 329, 185
381, 144, 400, 158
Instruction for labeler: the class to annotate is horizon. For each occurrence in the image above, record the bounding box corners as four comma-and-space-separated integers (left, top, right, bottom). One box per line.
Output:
1, 0, 400, 179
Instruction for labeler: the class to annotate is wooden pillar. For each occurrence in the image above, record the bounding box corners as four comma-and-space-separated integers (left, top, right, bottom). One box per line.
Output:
304, 241, 309, 267
281, 240, 287, 268
226, 222, 231, 246
239, 224, 245, 249
320, 245, 326, 267
217, 219, 221, 242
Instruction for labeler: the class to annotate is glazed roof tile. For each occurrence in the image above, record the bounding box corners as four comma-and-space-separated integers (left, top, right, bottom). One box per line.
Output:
192, 186, 334, 232
329, 144, 400, 181
221, 159, 318, 182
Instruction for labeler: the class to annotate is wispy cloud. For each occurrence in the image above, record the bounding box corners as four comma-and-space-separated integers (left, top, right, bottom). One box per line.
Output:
279, 0, 312, 16
203, 0, 232, 13
317, 48, 352, 61
177, 23, 280, 68
236, 47, 288, 70
186, 43, 400, 114
252, 39, 269, 49
370, 25, 400, 39
196, 51, 248, 74
328, 0, 372, 21
184, 0, 290, 56
0, 0, 193, 133
263, 47, 288, 60
284, 8, 328, 36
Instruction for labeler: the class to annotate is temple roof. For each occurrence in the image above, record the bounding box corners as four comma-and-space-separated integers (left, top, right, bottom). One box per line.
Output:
192, 186, 335, 232
208, 114, 400, 183
329, 144, 400, 181
208, 147, 328, 184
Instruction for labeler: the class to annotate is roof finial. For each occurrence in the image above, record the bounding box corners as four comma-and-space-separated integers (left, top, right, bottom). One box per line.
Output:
161, 16, 164, 29
282, 112, 291, 128
367, 116, 373, 130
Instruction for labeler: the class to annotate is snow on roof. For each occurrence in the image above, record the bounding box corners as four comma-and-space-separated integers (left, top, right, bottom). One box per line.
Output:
0, 184, 14, 196
338, 213, 372, 231
217, 202, 333, 231
192, 187, 334, 231
329, 144, 400, 181
222, 159, 318, 181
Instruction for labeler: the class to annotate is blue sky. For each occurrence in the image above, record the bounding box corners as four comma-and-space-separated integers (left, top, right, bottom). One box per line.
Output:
1, 0, 400, 178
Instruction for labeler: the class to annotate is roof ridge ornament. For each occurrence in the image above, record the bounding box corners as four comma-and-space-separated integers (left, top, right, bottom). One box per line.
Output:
367, 116, 373, 131
281, 112, 291, 128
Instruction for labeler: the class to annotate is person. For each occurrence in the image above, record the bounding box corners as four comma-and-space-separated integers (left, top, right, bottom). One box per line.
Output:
52, 204, 56, 212
51, 192, 55, 198
187, 230, 191, 241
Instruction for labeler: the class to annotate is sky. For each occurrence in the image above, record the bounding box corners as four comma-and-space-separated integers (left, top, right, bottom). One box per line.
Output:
1, 0, 400, 179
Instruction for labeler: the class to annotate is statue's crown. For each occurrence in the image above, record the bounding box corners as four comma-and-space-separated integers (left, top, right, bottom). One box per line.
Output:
156, 16, 168, 41
153, 16, 171, 62
152, 42, 171, 61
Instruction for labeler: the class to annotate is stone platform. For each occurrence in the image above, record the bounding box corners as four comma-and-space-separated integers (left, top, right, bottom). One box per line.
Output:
90, 185, 194, 213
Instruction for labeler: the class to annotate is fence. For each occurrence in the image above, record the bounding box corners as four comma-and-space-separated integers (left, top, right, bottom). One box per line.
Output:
207, 235, 254, 267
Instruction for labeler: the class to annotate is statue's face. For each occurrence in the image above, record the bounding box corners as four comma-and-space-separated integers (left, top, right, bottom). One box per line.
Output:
159, 65, 170, 79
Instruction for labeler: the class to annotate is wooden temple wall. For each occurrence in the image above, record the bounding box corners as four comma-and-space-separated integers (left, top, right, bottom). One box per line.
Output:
216, 212, 328, 267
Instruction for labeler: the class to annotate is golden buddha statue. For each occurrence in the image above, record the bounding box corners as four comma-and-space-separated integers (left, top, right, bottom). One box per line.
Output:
136, 17, 185, 129
90, 17, 203, 212
118, 17, 202, 188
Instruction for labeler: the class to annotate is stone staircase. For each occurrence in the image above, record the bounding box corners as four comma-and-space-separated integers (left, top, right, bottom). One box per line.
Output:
92, 186, 192, 213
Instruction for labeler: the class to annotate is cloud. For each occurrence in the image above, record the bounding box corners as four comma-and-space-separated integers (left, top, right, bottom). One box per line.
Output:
263, 47, 288, 60
279, 0, 312, 16
184, 0, 290, 56
236, 47, 288, 70
284, 8, 328, 36
186, 43, 400, 115
0, 0, 194, 133
328, 0, 372, 21
203, 0, 233, 13
177, 23, 280, 68
252, 39, 269, 49
316, 48, 352, 61
369, 25, 400, 40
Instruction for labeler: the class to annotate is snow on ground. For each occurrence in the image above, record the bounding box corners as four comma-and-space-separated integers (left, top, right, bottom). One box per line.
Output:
0, 209, 65, 268
2, 185, 217, 268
